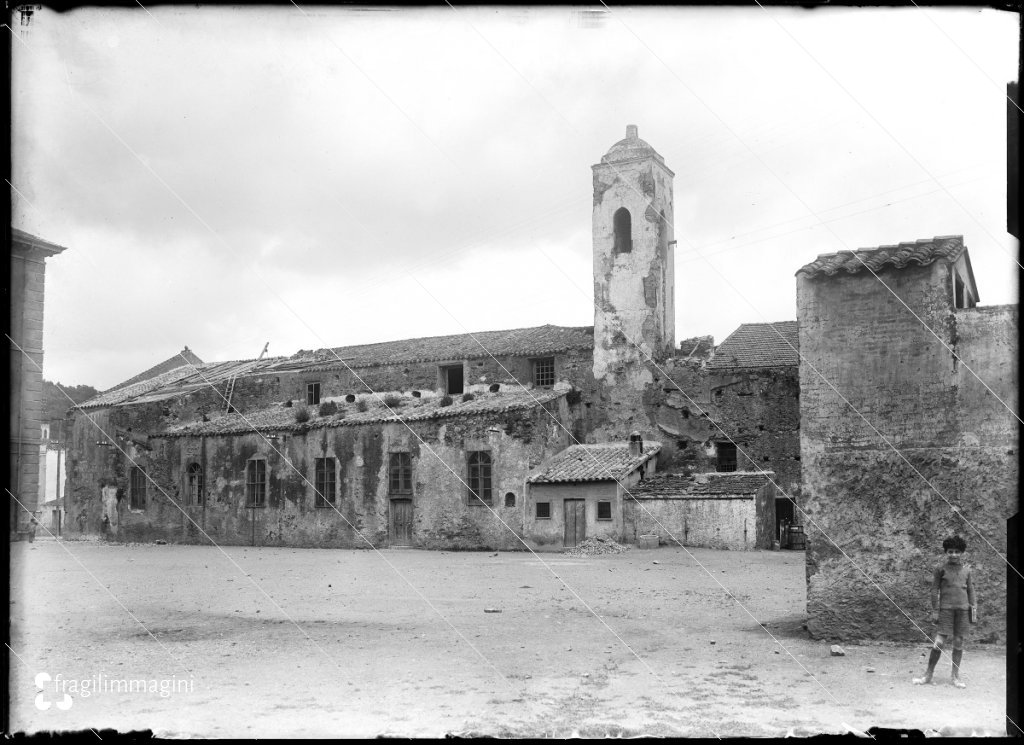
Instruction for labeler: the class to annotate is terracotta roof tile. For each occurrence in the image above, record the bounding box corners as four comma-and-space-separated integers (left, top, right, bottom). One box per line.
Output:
707, 321, 798, 370
159, 388, 566, 438
283, 324, 594, 370
796, 235, 965, 279
527, 441, 661, 484
629, 471, 773, 498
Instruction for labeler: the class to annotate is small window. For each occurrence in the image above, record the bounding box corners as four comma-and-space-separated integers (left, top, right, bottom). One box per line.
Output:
613, 207, 632, 253
389, 453, 412, 495
504, 492, 516, 508
247, 459, 267, 506
441, 365, 464, 395
314, 457, 336, 507
186, 463, 203, 506
468, 451, 492, 505
536, 502, 551, 519
532, 358, 555, 388
716, 442, 737, 473
307, 382, 321, 405
129, 466, 147, 510
597, 501, 612, 520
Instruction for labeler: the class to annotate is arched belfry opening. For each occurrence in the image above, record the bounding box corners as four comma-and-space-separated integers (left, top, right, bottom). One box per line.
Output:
613, 207, 632, 253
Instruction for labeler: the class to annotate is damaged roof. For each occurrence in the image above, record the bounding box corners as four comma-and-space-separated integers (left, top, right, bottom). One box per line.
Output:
281, 324, 594, 371
78, 358, 283, 410
796, 235, 966, 279
105, 347, 205, 393
707, 321, 798, 370
527, 441, 661, 484
159, 388, 567, 437
628, 471, 773, 498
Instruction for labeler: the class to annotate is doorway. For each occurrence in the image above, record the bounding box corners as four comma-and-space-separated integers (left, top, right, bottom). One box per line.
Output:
563, 499, 586, 548
390, 499, 413, 546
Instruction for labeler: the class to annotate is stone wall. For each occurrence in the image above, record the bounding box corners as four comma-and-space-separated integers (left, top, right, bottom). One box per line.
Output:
798, 262, 1017, 642
647, 359, 801, 502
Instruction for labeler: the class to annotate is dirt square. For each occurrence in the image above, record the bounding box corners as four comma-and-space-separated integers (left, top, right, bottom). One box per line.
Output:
8, 539, 1007, 737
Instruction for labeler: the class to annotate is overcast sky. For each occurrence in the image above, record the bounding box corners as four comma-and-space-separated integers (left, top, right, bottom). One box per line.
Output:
11, 5, 1019, 391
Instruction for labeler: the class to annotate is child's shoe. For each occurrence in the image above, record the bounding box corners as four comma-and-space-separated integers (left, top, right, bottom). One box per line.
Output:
951, 678, 966, 689
912, 676, 933, 685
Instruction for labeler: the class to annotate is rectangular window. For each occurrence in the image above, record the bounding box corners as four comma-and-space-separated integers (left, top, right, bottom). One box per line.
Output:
532, 357, 555, 388
314, 457, 336, 507
716, 442, 738, 473
247, 459, 267, 506
536, 501, 551, 519
307, 382, 321, 405
597, 500, 612, 520
389, 452, 412, 495
186, 463, 204, 506
129, 466, 147, 510
441, 365, 464, 395
467, 451, 492, 505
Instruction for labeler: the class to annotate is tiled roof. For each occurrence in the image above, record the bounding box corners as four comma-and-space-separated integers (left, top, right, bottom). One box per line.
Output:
77, 325, 593, 411
106, 347, 205, 393
707, 321, 798, 370
527, 441, 661, 484
628, 471, 773, 498
796, 235, 965, 279
79, 358, 281, 410
281, 324, 594, 371
159, 388, 566, 438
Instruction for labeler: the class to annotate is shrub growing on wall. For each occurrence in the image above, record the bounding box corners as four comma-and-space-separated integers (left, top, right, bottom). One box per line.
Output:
461, 392, 475, 402
294, 407, 311, 423
383, 394, 403, 408
439, 395, 453, 407
356, 399, 368, 412
318, 401, 339, 416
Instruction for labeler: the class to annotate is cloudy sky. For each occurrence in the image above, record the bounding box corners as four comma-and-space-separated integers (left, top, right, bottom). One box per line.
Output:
11, 5, 1019, 391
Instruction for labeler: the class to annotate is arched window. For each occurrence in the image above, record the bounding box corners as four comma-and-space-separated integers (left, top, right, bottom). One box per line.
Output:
613, 207, 632, 253
186, 463, 204, 506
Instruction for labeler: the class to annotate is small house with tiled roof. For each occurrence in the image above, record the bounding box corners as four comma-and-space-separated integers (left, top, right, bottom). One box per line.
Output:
524, 434, 661, 548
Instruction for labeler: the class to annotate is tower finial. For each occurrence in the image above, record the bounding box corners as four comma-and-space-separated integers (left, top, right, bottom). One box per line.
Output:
626, 124, 638, 139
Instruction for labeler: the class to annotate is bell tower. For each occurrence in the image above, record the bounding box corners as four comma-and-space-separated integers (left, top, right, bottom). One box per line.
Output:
592, 125, 675, 387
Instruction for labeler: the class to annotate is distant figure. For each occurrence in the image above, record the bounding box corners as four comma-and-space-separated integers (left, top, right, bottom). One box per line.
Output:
913, 535, 976, 688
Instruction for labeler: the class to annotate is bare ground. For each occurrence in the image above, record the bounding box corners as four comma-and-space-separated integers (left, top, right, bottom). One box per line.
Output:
8, 539, 1007, 737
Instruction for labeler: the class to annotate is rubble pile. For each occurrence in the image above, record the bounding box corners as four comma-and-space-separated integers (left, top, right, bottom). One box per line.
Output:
563, 535, 632, 557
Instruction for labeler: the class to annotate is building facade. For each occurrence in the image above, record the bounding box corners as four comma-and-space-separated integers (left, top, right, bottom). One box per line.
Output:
9, 228, 66, 536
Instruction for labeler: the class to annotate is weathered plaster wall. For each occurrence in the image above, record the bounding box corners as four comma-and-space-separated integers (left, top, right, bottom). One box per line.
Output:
624, 495, 758, 550
798, 262, 1017, 642
280, 351, 596, 404
64, 398, 580, 550
525, 481, 619, 550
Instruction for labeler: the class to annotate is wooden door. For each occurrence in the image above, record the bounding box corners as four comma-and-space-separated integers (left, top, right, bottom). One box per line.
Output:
390, 499, 413, 546
563, 499, 586, 548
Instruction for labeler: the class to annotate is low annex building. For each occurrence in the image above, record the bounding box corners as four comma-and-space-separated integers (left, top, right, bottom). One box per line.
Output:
625, 472, 777, 551
525, 434, 660, 549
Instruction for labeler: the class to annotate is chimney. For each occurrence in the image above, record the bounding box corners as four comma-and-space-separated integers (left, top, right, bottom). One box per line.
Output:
628, 431, 643, 458
626, 124, 638, 140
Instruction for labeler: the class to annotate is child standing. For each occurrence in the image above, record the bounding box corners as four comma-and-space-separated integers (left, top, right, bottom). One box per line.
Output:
913, 535, 977, 688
